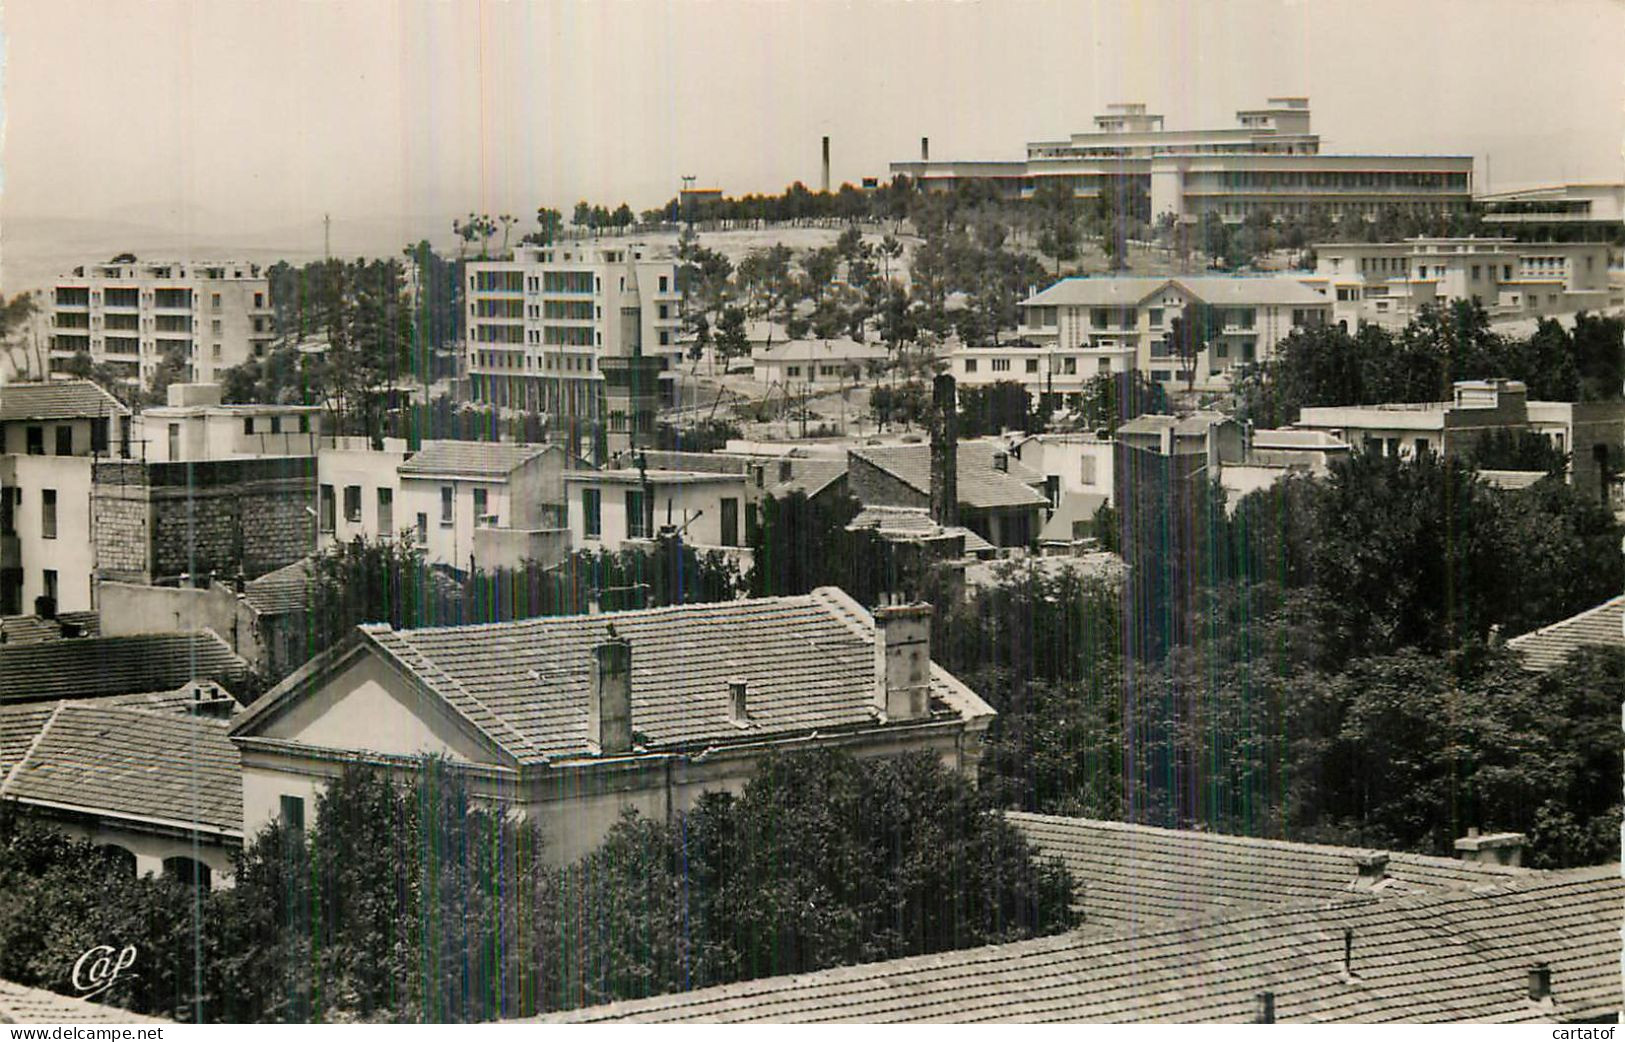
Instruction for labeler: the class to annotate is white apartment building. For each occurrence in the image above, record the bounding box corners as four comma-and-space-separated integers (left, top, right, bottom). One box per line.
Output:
954, 275, 1330, 403
891, 98, 1473, 223
1480, 182, 1625, 242
49, 259, 274, 389
1302, 237, 1615, 329
465, 242, 684, 418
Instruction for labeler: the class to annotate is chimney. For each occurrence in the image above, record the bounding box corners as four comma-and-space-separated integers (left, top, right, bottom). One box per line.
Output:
1528, 963, 1552, 1003
821, 136, 831, 193
1158, 423, 1173, 456
1453, 829, 1526, 867
930, 374, 959, 526
873, 603, 933, 721
728, 677, 749, 726
992, 450, 1009, 473
588, 633, 633, 754
921, 136, 930, 162
1254, 992, 1275, 1024
1351, 850, 1389, 889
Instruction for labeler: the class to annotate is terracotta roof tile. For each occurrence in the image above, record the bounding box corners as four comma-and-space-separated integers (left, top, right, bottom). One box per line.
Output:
0, 612, 100, 644
0, 631, 250, 705
0, 980, 166, 1024
242, 557, 314, 616
1505, 595, 1625, 672
397, 440, 555, 479
0, 381, 129, 422
850, 443, 1048, 511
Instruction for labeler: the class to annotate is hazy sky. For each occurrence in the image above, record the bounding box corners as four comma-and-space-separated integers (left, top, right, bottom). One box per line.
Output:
2, 0, 1623, 284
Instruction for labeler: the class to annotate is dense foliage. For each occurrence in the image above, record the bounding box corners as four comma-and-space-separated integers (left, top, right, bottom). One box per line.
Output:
0, 752, 1074, 1022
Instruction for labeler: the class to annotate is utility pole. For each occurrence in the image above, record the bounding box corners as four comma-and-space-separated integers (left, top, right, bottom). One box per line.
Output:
323, 214, 331, 262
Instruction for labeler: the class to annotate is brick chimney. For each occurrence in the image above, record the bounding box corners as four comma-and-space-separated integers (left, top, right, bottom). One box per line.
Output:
874, 603, 933, 721
1350, 850, 1389, 889
588, 633, 633, 754
1453, 828, 1525, 867
930, 374, 959, 526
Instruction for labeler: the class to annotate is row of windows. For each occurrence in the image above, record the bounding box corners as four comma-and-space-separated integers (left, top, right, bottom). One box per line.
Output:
580, 488, 743, 545
242, 415, 311, 436
2, 421, 110, 456
54, 288, 266, 309
319, 484, 395, 533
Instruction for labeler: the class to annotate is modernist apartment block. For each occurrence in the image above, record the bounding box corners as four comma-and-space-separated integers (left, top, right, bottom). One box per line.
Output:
956, 275, 1330, 400
1302, 237, 1615, 329
49, 259, 274, 389
890, 98, 1474, 223
1479, 182, 1625, 244
464, 242, 684, 416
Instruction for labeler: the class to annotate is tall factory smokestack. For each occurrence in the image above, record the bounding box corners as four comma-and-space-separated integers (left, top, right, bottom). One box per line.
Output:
921, 136, 930, 162
821, 136, 831, 193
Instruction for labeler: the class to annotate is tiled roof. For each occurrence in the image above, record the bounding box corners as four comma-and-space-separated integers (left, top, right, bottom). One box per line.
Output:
1037, 492, 1109, 543
1023, 277, 1172, 308
1118, 411, 1233, 437
243, 557, 314, 616
766, 459, 848, 499
1010, 813, 1527, 928
397, 439, 555, 479
0, 631, 250, 704
235, 588, 994, 764
1505, 595, 1625, 671
0, 381, 129, 422
847, 507, 995, 553
850, 443, 1048, 511
752, 339, 891, 363
536, 865, 1623, 1024
1022, 276, 1326, 309
0, 980, 167, 1024
0, 702, 241, 834
0, 612, 100, 644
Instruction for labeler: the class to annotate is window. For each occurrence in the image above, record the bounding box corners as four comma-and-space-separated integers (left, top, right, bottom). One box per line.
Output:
270, 416, 283, 435
626, 490, 649, 538
720, 497, 739, 547
318, 485, 336, 532
25, 426, 42, 455
253, 292, 264, 308
298, 414, 311, 434
1414, 438, 1430, 457
473, 488, 488, 520
377, 488, 393, 535
343, 485, 362, 524
41, 490, 56, 540
416, 513, 428, 542
280, 794, 306, 833
1025, 358, 1039, 373
440, 486, 454, 525
211, 292, 222, 310
1149, 308, 1164, 326
162, 856, 211, 890
1386, 438, 1400, 458
167, 423, 180, 459
1470, 265, 1481, 281
658, 275, 669, 293
243, 417, 255, 435
90, 418, 108, 454
1080, 456, 1097, 486
1214, 342, 1229, 358
42, 570, 57, 605
582, 488, 602, 538
54, 426, 72, 456
991, 358, 1011, 372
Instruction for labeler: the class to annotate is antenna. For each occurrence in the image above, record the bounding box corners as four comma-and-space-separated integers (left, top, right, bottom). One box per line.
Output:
323, 214, 331, 261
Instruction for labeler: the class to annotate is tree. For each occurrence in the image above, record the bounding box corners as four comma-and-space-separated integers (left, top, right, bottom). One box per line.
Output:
532, 207, 564, 245
0, 292, 41, 379
957, 380, 1035, 437
1165, 300, 1224, 392
1078, 370, 1168, 432
713, 305, 749, 367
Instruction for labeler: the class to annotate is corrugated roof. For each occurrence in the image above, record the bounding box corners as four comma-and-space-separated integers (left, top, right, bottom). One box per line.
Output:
235, 588, 993, 764
534, 865, 1623, 1024
850, 443, 1049, 510
0, 381, 129, 422
397, 440, 556, 479
0, 701, 241, 834
1010, 813, 1527, 928
0, 631, 250, 704
1505, 595, 1625, 672
0, 980, 167, 1024
243, 557, 314, 616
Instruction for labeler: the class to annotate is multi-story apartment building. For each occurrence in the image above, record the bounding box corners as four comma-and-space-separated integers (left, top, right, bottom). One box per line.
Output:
954, 276, 1330, 402
1303, 237, 1616, 330
464, 242, 684, 417
49, 259, 274, 389
132, 383, 324, 462
891, 98, 1474, 223
0, 382, 132, 615
1479, 182, 1625, 243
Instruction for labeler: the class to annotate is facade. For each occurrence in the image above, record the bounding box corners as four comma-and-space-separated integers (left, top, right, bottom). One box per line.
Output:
315, 437, 411, 546
464, 242, 684, 416
964, 276, 1329, 398
1302, 237, 1615, 329
390, 441, 573, 574
131, 383, 323, 462
1479, 182, 1625, 242
1293, 379, 1625, 508
0, 382, 133, 614
93, 457, 317, 586
564, 467, 753, 561
847, 441, 1049, 549
49, 259, 274, 389
890, 98, 1474, 224
230, 590, 996, 863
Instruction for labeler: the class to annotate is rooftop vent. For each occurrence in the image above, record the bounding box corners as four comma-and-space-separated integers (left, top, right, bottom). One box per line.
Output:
1528, 962, 1552, 1003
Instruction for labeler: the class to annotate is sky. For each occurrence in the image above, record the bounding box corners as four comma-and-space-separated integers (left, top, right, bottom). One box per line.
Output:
2, 0, 1623, 290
